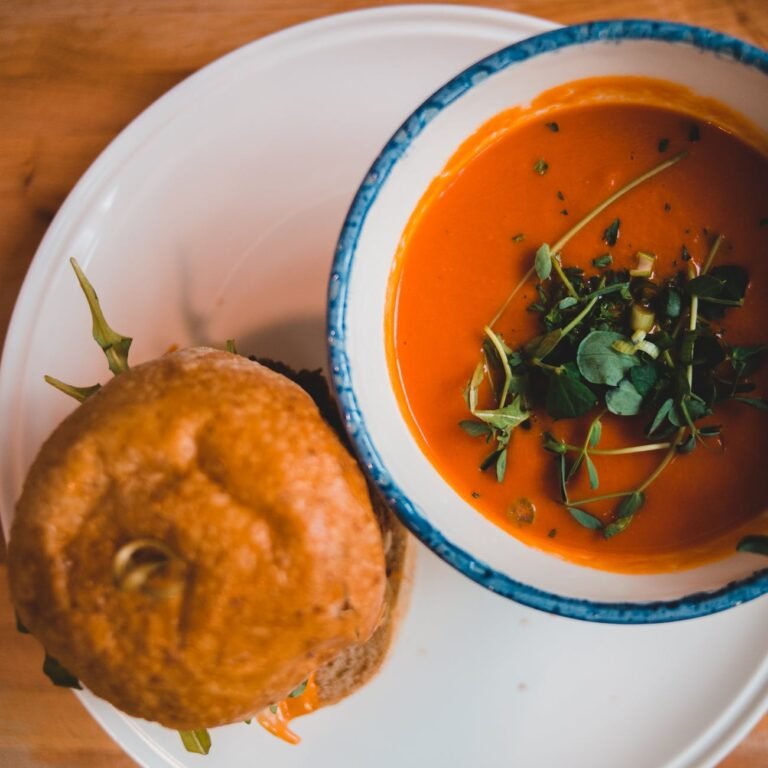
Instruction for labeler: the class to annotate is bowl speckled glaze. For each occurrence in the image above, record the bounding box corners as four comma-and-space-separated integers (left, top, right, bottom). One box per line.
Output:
328, 19, 768, 623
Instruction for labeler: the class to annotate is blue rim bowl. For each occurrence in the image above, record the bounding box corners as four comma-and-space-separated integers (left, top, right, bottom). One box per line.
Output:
327, 19, 768, 624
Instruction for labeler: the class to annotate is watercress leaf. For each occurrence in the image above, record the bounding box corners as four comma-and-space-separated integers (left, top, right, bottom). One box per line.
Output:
603, 218, 621, 246
179, 730, 212, 755
459, 420, 492, 437
480, 449, 502, 472
589, 419, 602, 448
648, 331, 673, 352
676, 433, 697, 454
558, 296, 578, 310
737, 535, 768, 556
577, 330, 639, 386
43, 654, 82, 690
680, 330, 697, 366
603, 515, 633, 538
606, 379, 644, 416
580, 281, 631, 302
496, 447, 508, 483
731, 344, 768, 378
699, 425, 722, 437
709, 265, 749, 301
617, 491, 645, 518
662, 287, 682, 318
566, 453, 584, 482
535, 244, 552, 281
558, 454, 569, 502
732, 396, 768, 411
648, 397, 674, 435
569, 507, 603, 530
585, 454, 599, 489
694, 334, 726, 367
542, 433, 567, 454
464, 362, 485, 412
629, 363, 658, 396
684, 395, 710, 421
731, 344, 768, 363
592, 253, 613, 269
545, 367, 598, 419
604, 492, 645, 538
474, 397, 529, 430
686, 274, 724, 298
530, 329, 563, 360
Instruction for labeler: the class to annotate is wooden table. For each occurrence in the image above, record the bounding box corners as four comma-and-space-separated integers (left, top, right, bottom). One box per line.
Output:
1, 1, 766, 766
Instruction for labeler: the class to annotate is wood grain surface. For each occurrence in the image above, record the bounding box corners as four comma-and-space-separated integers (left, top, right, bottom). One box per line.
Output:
0, 1, 766, 766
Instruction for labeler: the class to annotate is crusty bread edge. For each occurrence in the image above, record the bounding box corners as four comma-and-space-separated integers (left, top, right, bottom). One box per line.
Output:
313, 497, 414, 707
251, 358, 414, 710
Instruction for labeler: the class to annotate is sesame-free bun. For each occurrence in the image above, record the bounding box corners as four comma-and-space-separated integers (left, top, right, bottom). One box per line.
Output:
8, 347, 387, 729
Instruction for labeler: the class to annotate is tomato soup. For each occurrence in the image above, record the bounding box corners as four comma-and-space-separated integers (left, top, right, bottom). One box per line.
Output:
386, 77, 768, 573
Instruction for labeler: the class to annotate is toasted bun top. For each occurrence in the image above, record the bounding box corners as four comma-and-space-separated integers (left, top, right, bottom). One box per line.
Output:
8, 347, 386, 729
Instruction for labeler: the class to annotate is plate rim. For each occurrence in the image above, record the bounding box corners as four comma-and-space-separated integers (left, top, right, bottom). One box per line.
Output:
1, 7, 766, 768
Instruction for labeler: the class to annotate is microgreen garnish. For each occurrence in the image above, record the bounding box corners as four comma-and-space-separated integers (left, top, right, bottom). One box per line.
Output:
42, 377, 101, 402
689, 123, 701, 142
737, 535, 768, 556
568, 507, 603, 530
45, 259, 133, 401
70, 258, 132, 375
602, 218, 621, 246
460, 147, 767, 542
489, 152, 686, 327
545, 122, 560, 132
533, 158, 549, 175
179, 730, 212, 755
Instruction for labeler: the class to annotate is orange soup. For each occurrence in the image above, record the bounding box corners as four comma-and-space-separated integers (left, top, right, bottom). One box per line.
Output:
387, 77, 768, 573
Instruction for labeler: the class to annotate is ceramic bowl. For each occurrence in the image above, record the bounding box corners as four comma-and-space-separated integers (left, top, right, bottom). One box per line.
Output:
328, 20, 768, 623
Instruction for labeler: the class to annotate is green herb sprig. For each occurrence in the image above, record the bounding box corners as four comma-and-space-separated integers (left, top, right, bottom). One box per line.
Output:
461, 149, 768, 541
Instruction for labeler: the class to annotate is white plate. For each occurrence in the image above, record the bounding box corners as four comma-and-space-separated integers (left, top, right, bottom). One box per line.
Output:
0, 5, 765, 767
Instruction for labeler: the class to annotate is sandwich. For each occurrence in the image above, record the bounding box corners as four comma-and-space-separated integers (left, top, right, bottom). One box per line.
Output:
6, 262, 410, 750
